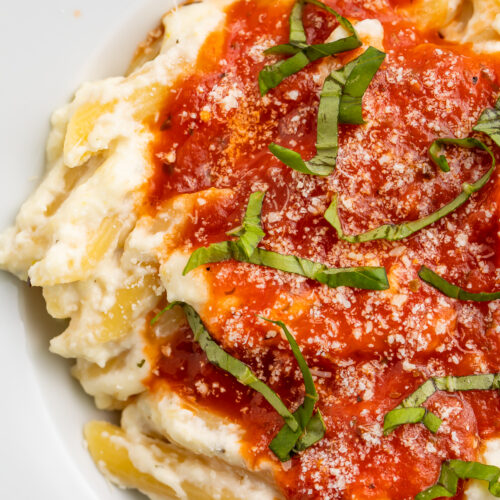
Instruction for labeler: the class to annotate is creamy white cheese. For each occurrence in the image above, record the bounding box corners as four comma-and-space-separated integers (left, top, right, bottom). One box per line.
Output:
465, 439, 500, 499
160, 251, 210, 311
119, 395, 281, 500
127, 393, 245, 467
72, 332, 150, 409
328, 18, 385, 52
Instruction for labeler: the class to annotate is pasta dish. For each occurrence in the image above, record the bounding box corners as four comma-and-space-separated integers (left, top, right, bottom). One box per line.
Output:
2, 0, 500, 498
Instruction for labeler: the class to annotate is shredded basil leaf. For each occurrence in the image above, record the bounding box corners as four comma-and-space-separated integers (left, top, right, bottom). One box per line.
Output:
160, 302, 300, 433
419, 265, 500, 302
473, 96, 500, 147
429, 137, 491, 173
269, 406, 325, 461
383, 407, 442, 435
326, 138, 495, 242
263, 1, 308, 57
432, 374, 500, 391
269, 47, 385, 176
262, 318, 325, 461
183, 193, 389, 290
259, 52, 312, 96
384, 374, 500, 435
155, 304, 326, 459
264, 44, 303, 56
184, 232, 390, 291
258, 0, 361, 96
226, 191, 266, 258
429, 140, 451, 172
294, 410, 326, 451
415, 460, 500, 500
289, 0, 307, 46
239, 247, 389, 289
337, 47, 386, 125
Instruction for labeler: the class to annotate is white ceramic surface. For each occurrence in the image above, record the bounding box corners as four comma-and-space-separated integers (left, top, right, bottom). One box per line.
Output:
0, 1, 176, 498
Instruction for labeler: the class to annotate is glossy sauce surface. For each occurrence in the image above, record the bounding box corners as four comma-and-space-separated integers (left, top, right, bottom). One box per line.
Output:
145, 0, 500, 498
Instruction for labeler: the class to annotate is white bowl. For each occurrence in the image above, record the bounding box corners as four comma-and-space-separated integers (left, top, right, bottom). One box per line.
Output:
0, 1, 175, 497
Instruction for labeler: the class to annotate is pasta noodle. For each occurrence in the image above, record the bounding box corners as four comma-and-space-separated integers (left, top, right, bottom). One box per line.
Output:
400, 0, 500, 52
85, 420, 280, 500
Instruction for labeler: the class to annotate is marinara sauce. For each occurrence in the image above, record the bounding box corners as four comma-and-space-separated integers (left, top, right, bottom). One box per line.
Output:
144, 0, 500, 498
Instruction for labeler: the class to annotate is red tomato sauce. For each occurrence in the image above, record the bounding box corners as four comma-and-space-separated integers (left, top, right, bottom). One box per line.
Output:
144, 0, 500, 498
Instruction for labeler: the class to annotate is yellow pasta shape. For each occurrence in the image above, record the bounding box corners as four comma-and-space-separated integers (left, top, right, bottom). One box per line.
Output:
95, 273, 159, 343
42, 285, 75, 319
46, 273, 158, 339
400, 0, 454, 31
44, 165, 90, 218
83, 217, 120, 269
130, 84, 169, 124
400, 0, 500, 53
64, 100, 117, 166
85, 421, 182, 498
49, 273, 161, 364
85, 421, 261, 500
64, 83, 168, 168
30, 215, 120, 287
442, 0, 500, 49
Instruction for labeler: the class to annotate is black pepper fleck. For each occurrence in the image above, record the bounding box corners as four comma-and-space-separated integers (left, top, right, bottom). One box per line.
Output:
160, 114, 172, 130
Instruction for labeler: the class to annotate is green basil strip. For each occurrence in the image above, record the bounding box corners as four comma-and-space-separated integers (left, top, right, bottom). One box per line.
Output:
326, 139, 495, 242
262, 318, 325, 461
289, 0, 307, 46
384, 374, 500, 435
419, 265, 500, 302
338, 47, 386, 125
258, 0, 361, 96
473, 96, 500, 147
262, 0, 307, 55
270, 407, 325, 461
226, 191, 266, 258
421, 411, 443, 433
259, 52, 311, 96
264, 44, 303, 56
269, 47, 386, 176
157, 302, 299, 433
294, 410, 326, 450
433, 374, 500, 392
383, 408, 442, 435
252, 248, 389, 289
415, 460, 500, 500
429, 137, 491, 173
185, 240, 389, 290
429, 140, 451, 172
183, 193, 388, 290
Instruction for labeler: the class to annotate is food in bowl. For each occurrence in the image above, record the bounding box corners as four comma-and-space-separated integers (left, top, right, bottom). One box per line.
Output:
2, 0, 500, 498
